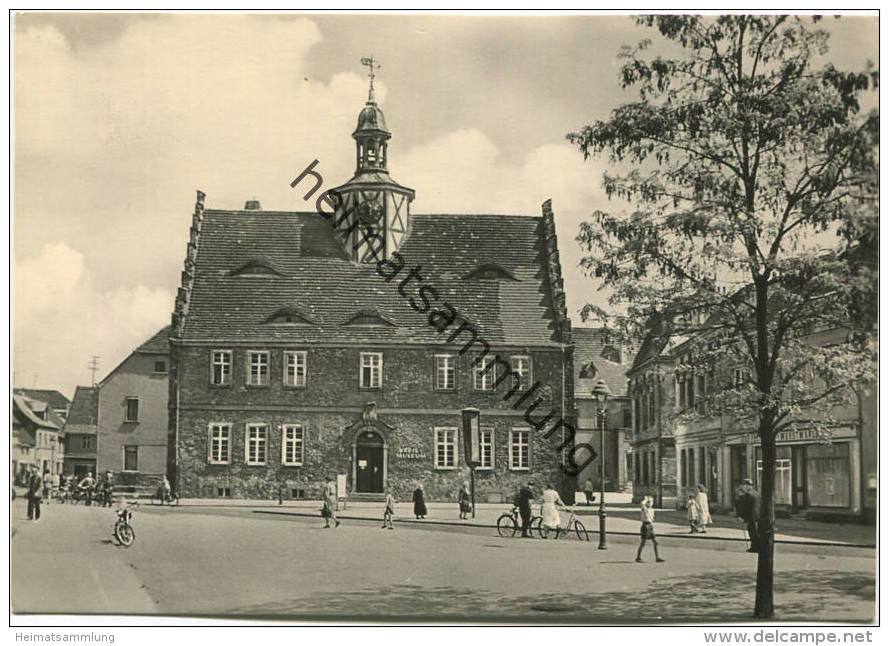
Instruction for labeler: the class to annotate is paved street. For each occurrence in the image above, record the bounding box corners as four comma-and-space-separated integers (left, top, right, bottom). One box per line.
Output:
10, 498, 875, 622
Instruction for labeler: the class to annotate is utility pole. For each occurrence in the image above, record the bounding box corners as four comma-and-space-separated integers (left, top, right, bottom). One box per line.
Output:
88, 356, 101, 385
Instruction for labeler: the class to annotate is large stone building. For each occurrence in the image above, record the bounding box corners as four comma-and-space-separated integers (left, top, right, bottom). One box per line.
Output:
167, 74, 578, 501
628, 321, 877, 522
96, 326, 170, 484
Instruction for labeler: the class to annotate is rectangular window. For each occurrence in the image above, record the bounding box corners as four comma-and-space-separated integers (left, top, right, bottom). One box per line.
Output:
217, 487, 231, 498
510, 356, 531, 391
81, 436, 94, 450
733, 368, 748, 389
634, 454, 641, 483
211, 350, 232, 385
245, 423, 268, 465
125, 397, 139, 422
696, 374, 706, 412
680, 448, 687, 487
282, 425, 305, 466
247, 351, 269, 386
699, 446, 707, 485
283, 351, 307, 388
688, 447, 696, 487
509, 429, 530, 470
434, 427, 457, 469
123, 445, 138, 471
806, 443, 851, 508
642, 451, 650, 483
473, 356, 496, 391
434, 354, 456, 390
208, 423, 231, 464
154, 360, 167, 374
478, 428, 494, 469
679, 375, 687, 408
360, 352, 382, 389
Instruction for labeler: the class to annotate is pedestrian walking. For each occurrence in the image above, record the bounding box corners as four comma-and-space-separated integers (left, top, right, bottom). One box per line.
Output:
322, 476, 340, 528
42, 469, 51, 503
458, 481, 472, 520
635, 496, 665, 563
686, 493, 700, 533
695, 484, 712, 533
381, 489, 395, 529
27, 467, 43, 521
583, 478, 595, 505
734, 479, 761, 552
412, 484, 427, 519
516, 480, 535, 538
541, 485, 565, 531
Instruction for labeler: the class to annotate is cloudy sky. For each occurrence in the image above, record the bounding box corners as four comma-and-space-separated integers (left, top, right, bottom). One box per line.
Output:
12, 12, 878, 398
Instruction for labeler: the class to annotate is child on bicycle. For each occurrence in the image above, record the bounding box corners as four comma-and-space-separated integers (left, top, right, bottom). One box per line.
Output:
381, 488, 395, 530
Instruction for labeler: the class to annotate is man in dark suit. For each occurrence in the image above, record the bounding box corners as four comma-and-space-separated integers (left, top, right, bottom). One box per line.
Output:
27, 467, 43, 521
734, 478, 761, 552
517, 481, 535, 538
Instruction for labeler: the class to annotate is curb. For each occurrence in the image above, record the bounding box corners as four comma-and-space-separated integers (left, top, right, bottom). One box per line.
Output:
249, 509, 877, 549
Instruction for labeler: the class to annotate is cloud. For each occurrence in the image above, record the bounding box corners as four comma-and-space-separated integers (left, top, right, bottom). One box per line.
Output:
13, 242, 173, 396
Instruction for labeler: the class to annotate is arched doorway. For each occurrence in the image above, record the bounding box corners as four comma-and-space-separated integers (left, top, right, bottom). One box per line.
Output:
354, 429, 385, 493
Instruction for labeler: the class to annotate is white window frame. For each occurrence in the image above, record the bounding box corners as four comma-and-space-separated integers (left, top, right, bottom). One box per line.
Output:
124, 396, 139, 422
434, 354, 456, 391
247, 351, 270, 386
434, 427, 458, 470
510, 355, 531, 391
509, 428, 531, 471
282, 424, 305, 466
122, 445, 139, 472
211, 350, 232, 386
283, 351, 308, 388
478, 427, 494, 470
360, 352, 383, 389
208, 423, 231, 465
245, 423, 268, 465
473, 356, 496, 391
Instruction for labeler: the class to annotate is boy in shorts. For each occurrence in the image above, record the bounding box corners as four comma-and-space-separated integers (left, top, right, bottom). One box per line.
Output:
636, 496, 665, 563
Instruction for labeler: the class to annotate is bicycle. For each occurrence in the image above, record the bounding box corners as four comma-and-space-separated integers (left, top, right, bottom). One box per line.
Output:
151, 486, 180, 506
496, 506, 543, 538
537, 507, 589, 541
113, 502, 137, 547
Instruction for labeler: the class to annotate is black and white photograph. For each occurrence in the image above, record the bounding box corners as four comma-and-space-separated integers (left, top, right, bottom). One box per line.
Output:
9, 8, 880, 630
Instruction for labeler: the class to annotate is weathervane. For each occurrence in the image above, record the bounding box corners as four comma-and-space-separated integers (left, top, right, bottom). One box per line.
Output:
360, 56, 381, 103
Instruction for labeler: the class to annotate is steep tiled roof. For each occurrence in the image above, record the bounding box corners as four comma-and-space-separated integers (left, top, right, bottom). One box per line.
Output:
64, 386, 99, 435
573, 327, 632, 398
181, 210, 561, 346
12, 395, 60, 430
13, 388, 70, 410
136, 325, 172, 354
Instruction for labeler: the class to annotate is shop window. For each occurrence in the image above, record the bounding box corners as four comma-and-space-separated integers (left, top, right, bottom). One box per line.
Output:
806, 443, 850, 508
755, 445, 793, 505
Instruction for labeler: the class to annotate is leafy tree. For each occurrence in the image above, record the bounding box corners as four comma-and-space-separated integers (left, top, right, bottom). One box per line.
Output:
568, 15, 877, 618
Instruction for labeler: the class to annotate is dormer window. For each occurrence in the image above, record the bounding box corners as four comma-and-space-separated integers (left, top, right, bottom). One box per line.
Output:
230, 256, 282, 277
579, 361, 598, 379
264, 306, 315, 326
601, 345, 622, 363
463, 263, 519, 281
342, 308, 396, 327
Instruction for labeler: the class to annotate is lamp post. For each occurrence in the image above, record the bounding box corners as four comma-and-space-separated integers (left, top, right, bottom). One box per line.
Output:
592, 378, 611, 549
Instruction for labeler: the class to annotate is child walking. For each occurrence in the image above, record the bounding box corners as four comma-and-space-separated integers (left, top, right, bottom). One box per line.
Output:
636, 496, 665, 563
381, 489, 395, 530
686, 493, 700, 533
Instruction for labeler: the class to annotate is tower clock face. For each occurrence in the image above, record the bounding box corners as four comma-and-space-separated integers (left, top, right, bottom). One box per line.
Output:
358, 199, 384, 224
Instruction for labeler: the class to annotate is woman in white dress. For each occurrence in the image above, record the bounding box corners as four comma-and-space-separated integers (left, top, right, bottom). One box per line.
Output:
540, 487, 565, 529
695, 484, 712, 532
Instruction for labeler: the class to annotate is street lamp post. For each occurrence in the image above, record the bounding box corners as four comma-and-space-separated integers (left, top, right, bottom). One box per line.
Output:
592, 378, 611, 550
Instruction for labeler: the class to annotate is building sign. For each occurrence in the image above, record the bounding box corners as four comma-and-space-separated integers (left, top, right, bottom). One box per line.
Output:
395, 447, 427, 459
732, 424, 857, 446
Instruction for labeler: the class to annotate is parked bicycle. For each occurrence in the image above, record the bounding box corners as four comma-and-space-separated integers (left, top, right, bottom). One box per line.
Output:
537, 507, 589, 541
113, 502, 137, 547
497, 506, 543, 538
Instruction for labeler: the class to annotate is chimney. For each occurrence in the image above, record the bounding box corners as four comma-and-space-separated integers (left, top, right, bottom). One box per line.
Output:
244, 200, 262, 210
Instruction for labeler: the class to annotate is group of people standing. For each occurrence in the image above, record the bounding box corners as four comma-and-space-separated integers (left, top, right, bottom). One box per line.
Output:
685, 484, 712, 533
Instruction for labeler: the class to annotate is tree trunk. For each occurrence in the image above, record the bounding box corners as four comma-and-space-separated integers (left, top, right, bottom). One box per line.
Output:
754, 419, 776, 618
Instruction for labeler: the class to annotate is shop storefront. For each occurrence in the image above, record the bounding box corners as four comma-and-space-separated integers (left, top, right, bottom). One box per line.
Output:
726, 424, 861, 514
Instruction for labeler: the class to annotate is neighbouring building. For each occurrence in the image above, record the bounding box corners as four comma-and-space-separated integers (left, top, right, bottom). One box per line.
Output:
13, 389, 71, 423
12, 394, 64, 483
572, 328, 634, 494
63, 386, 99, 479
96, 326, 171, 485
628, 319, 877, 522
167, 71, 576, 502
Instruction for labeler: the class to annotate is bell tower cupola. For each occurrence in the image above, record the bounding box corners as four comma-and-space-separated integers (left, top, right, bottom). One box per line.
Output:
330, 57, 415, 263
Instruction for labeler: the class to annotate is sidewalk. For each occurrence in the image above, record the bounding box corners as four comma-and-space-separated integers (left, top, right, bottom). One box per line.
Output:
155, 496, 875, 547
